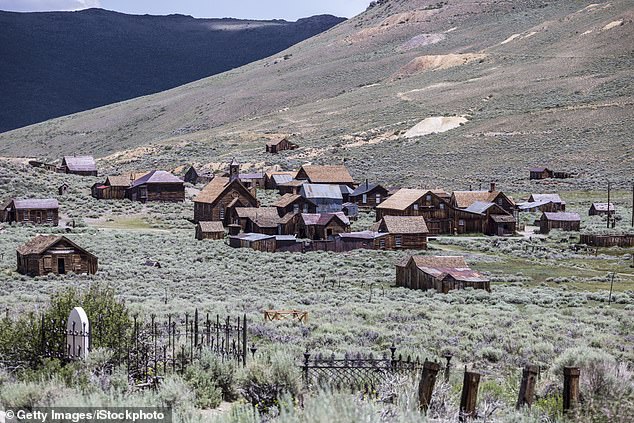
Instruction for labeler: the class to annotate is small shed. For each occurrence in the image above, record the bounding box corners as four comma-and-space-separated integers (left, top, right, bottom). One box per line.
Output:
58, 183, 70, 196
61, 156, 98, 176
377, 215, 429, 250
17, 235, 98, 276
540, 212, 581, 234
195, 221, 225, 240
529, 167, 553, 180
2, 199, 59, 225
589, 203, 615, 216
265, 137, 298, 153
396, 255, 490, 293
338, 231, 388, 250
228, 233, 276, 252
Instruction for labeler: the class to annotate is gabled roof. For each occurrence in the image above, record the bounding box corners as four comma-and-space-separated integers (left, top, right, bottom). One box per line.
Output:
339, 185, 354, 196
380, 215, 429, 234
530, 167, 550, 172
266, 136, 289, 147
452, 190, 512, 208
543, 212, 581, 222
271, 174, 294, 185
239, 173, 264, 180
17, 235, 95, 258
130, 170, 182, 187
376, 188, 447, 211
530, 194, 564, 204
464, 201, 496, 215
63, 156, 96, 172
403, 255, 488, 283
351, 182, 386, 196
491, 214, 517, 223
197, 221, 225, 233
273, 194, 308, 208
11, 199, 59, 209
517, 200, 553, 210
301, 212, 350, 226
297, 165, 354, 184
194, 177, 256, 206
300, 184, 343, 200
279, 180, 306, 188
235, 207, 280, 228
591, 202, 615, 212
339, 231, 388, 240
231, 233, 274, 242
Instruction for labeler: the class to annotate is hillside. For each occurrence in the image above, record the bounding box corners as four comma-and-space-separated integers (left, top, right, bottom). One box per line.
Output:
0, 8, 345, 133
1, 0, 632, 191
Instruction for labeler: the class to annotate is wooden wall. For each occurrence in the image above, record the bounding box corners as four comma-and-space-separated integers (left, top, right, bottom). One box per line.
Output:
11, 208, 59, 225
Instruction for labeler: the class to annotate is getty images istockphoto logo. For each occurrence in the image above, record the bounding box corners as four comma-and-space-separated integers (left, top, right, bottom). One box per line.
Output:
1, 407, 172, 423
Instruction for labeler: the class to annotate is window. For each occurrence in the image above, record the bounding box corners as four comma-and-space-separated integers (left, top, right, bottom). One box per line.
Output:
47, 210, 54, 221
376, 193, 381, 204
293, 204, 299, 214
362, 194, 367, 204
44, 256, 52, 269
439, 203, 445, 210
303, 204, 308, 213
219, 204, 225, 220
23, 212, 29, 222
497, 198, 503, 205
395, 236, 402, 247
379, 239, 386, 249
459, 219, 465, 226
426, 194, 432, 202
413, 204, 419, 211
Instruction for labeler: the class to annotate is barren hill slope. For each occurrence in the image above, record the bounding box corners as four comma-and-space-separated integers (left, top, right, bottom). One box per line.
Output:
1, 0, 632, 190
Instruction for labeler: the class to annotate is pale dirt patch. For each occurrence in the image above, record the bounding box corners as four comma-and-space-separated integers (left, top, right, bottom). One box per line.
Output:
579, 3, 612, 13
403, 116, 468, 138
397, 33, 446, 51
501, 33, 522, 44
501, 31, 539, 45
602, 19, 624, 31
345, 10, 439, 43
392, 53, 487, 79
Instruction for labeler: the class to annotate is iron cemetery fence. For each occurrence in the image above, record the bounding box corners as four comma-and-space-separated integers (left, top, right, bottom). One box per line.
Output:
301, 344, 423, 396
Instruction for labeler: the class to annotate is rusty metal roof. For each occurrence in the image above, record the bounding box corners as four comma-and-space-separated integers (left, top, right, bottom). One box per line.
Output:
300, 184, 343, 200
63, 156, 96, 172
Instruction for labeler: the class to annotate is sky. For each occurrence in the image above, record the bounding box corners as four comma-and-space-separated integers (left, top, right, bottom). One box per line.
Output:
0, 0, 372, 20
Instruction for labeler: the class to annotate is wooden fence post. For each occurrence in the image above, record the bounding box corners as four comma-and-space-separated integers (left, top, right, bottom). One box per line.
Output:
516, 365, 539, 409
459, 367, 480, 422
563, 367, 580, 413
419, 360, 441, 413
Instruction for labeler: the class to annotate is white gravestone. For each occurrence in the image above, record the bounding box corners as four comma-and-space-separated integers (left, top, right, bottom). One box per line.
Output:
66, 307, 90, 359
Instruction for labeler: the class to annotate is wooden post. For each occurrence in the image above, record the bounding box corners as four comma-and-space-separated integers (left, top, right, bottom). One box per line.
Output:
563, 367, 580, 413
419, 360, 441, 413
607, 180, 611, 229
516, 365, 539, 409
459, 367, 480, 422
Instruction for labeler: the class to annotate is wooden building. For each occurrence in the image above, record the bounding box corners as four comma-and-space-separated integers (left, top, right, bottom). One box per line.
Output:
273, 194, 316, 216
526, 194, 566, 212
349, 182, 389, 210
295, 165, 355, 188
58, 183, 70, 196
60, 156, 98, 176
298, 212, 350, 240
239, 173, 265, 189
125, 171, 184, 203
2, 199, 59, 225
193, 163, 258, 224
17, 235, 98, 276
184, 166, 214, 185
264, 171, 296, 190
231, 207, 281, 235
377, 215, 429, 250
376, 188, 452, 234
395, 256, 490, 293
341, 202, 358, 220
451, 183, 516, 216
92, 174, 135, 200
529, 167, 553, 180
265, 137, 298, 153
540, 212, 581, 234
457, 201, 516, 236
589, 203, 615, 216
277, 179, 306, 195
195, 221, 225, 240
228, 233, 277, 252
338, 231, 389, 250
299, 184, 343, 214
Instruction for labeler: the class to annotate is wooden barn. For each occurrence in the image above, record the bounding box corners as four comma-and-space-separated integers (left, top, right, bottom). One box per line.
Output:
349, 182, 389, 210
298, 212, 350, 240
395, 256, 490, 293
273, 194, 317, 216
126, 171, 184, 202
529, 167, 553, 180
300, 184, 343, 213
17, 235, 98, 276
376, 188, 452, 234
91, 174, 136, 200
195, 221, 225, 240
60, 156, 98, 176
540, 212, 581, 234
265, 137, 298, 153
58, 183, 70, 196
228, 233, 276, 252
295, 165, 355, 188
193, 162, 258, 224
2, 199, 59, 225
231, 207, 281, 235
376, 215, 429, 250
458, 201, 516, 236
184, 166, 214, 185
589, 203, 615, 216
264, 171, 296, 190
451, 183, 516, 216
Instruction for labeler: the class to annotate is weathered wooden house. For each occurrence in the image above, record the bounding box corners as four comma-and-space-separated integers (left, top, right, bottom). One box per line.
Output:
273, 194, 317, 216
125, 171, 184, 202
589, 203, 615, 216
338, 231, 389, 250
265, 137, 298, 153
264, 171, 296, 190
529, 167, 553, 180
17, 235, 98, 276
540, 212, 581, 234
525, 194, 566, 212
60, 156, 98, 176
300, 184, 343, 213
231, 207, 281, 235
376, 188, 452, 234
295, 165, 355, 188
184, 166, 214, 185
194, 162, 258, 224
395, 256, 490, 293
195, 221, 225, 240
58, 183, 70, 196
349, 182, 389, 210
456, 201, 516, 236
298, 212, 350, 240
277, 179, 306, 195
451, 183, 516, 216
2, 199, 59, 225
341, 202, 359, 220
239, 173, 265, 189
228, 233, 277, 252
339, 185, 355, 203
376, 215, 429, 250
91, 173, 140, 200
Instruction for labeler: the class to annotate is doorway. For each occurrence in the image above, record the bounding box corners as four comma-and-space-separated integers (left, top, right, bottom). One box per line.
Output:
58, 258, 66, 274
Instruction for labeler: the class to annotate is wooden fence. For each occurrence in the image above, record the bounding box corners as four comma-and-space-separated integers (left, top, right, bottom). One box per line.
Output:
580, 234, 634, 248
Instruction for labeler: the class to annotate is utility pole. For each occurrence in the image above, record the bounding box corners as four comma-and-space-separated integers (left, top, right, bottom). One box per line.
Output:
631, 181, 633, 228
607, 179, 611, 229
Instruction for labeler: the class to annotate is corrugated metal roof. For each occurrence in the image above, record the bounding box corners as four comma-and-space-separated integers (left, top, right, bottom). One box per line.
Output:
339, 185, 354, 195
239, 173, 264, 180
63, 156, 96, 171
464, 201, 496, 215
517, 200, 552, 210
530, 193, 564, 204
301, 212, 349, 226
351, 182, 382, 196
530, 167, 549, 172
272, 174, 294, 185
300, 184, 343, 200
339, 231, 388, 240
131, 170, 182, 187
592, 203, 615, 211
231, 233, 274, 242
543, 212, 581, 222
12, 199, 59, 209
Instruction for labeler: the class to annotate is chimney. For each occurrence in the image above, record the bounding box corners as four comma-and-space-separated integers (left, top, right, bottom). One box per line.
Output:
366, 179, 369, 190
490, 182, 496, 193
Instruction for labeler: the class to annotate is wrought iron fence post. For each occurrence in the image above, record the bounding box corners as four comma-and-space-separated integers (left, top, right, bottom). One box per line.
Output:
242, 313, 247, 366
303, 349, 311, 386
